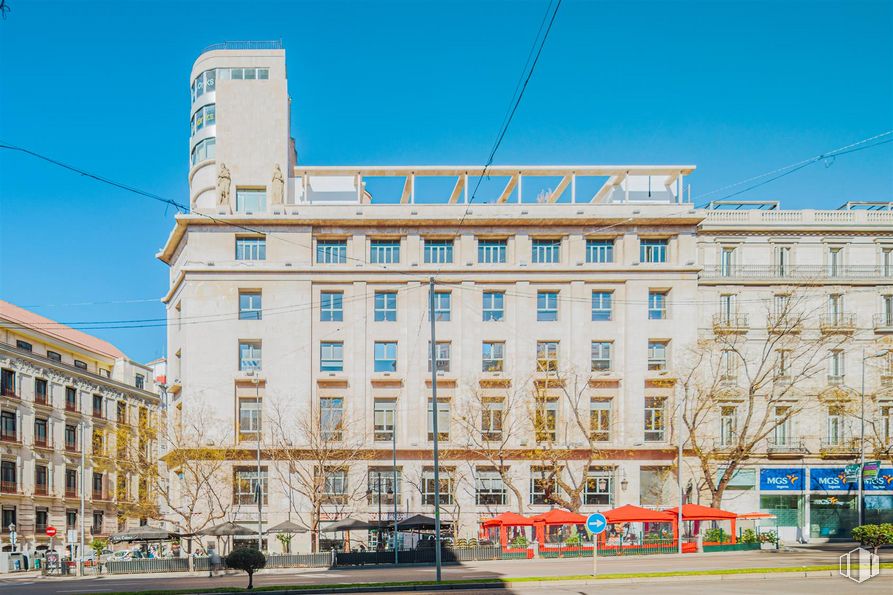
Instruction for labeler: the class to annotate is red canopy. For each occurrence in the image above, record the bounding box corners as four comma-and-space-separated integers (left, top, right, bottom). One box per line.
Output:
603, 504, 675, 524
664, 503, 737, 521
481, 511, 534, 527
530, 509, 587, 525
737, 511, 776, 520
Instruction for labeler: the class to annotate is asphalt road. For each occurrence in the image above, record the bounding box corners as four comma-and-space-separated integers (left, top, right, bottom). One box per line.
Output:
0, 546, 875, 595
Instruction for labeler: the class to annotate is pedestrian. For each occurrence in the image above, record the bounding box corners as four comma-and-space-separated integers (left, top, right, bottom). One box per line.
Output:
209, 548, 222, 578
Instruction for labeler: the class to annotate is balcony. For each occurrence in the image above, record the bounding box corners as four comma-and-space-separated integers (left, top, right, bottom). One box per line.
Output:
701, 264, 892, 281
33, 394, 49, 406
820, 313, 857, 334
712, 313, 749, 334
35, 524, 48, 534
827, 374, 846, 387
767, 313, 803, 334
33, 438, 49, 449
64, 443, 79, 454
874, 313, 893, 333
0, 432, 20, 444
34, 484, 48, 496
820, 438, 860, 458
0, 480, 19, 494
712, 438, 741, 454
766, 438, 806, 458
0, 387, 18, 400
64, 488, 78, 499
881, 374, 893, 389
65, 402, 79, 413
92, 490, 106, 501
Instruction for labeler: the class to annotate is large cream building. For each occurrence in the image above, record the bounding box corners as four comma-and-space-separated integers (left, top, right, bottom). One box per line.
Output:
0, 301, 163, 557
158, 42, 893, 551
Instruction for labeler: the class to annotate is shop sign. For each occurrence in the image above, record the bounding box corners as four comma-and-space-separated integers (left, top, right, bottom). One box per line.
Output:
864, 469, 893, 492
844, 464, 860, 482
863, 461, 881, 479
759, 468, 804, 491
810, 467, 857, 491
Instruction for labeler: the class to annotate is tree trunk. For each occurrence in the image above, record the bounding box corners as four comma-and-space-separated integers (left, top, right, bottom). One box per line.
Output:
247, 570, 253, 589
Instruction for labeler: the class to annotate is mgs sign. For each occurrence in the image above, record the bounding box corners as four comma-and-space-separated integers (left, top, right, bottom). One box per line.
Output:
759, 468, 805, 491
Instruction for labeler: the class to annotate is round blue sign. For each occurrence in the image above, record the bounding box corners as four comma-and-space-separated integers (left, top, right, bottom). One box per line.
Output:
586, 512, 607, 534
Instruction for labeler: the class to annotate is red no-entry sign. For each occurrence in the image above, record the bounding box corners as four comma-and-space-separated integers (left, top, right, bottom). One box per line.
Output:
45, 526, 57, 537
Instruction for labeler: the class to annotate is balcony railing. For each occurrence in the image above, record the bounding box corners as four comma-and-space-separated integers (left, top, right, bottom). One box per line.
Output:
0, 480, 19, 493
712, 313, 749, 333
65, 402, 78, 413
35, 524, 48, 534
874, 313, 893, 332
65, 488, 78, 499
712, 438, 740, 452
701, 264, 892, 280
34, 394, 48, 406
820, 438, 859, 454
819, 313, 857, 333
199, 40, 282, 55
767, 313, 803, 333
65, 443, 79, 453
33, 438, 48, 448
882, 374, 893, 388
34, 485, 48, 496
767, 437, 806, 454
93, 490, 106, 501
0, 432, 19, 444
1, 387, 18, 399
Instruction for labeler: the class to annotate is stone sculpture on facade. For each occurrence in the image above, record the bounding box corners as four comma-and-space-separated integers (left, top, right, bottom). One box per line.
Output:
271, 163, 285, 206
217, 163, 231, 209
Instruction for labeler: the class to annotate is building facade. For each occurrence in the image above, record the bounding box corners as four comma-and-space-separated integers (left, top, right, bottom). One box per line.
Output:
158, 43, 893, 551
0, 301, 163, 556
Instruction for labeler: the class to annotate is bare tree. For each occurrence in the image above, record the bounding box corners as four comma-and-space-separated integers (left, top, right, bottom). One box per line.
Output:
679, 290, 850, 508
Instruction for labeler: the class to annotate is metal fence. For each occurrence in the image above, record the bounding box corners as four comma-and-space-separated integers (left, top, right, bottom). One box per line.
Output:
266, 553, 331, 568
105, 558, 190, 574
333, 545, 528, 566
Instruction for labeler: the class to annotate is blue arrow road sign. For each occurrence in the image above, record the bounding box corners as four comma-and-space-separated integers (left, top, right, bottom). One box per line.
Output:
586, 512, 607, 534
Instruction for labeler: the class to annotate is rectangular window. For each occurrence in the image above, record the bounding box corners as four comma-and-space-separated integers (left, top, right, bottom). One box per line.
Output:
427, 400, 450, 441
482, 341, 505, 372
66, 509, 77, 530
828, 247, 843, 277
117, 402, 127, 424
0, 507, 15, 533
591, 341, 612, 372
590, 400, 611, 442
239, 341, 262, 371
370, 239, 401, 264
320, 291, 344, 321
34, 466, 48, 494
320, 341, 344, 372
421, 469, 453, 505
883, 248, 893, 277
431, 292, 451, 321
482, 291, 505, 321
774, 406, 792, 445
537, 291, 558, 321
481, 400, 504, 441
776, 245, 791, 276
34, 378, 48, 404
591, 291, 612, 321
534, 399, 558, 442
721, 350, 737, 379
74, 359, 88, 370
238, 398, 262, 440
647, 340, 668, 371
648, 291, 668, 320
536, 341, 559, 372
828, 350, 845, 380
65, 469, 77, 495
374, 341, 397, 373
92, 394, 103, 418
424, 239, 453, 264
719, 293, 737, 323
316, 239, 347, 264
720, 406, 737, 446
16, 340, 32, 352
478, 239, 507, 264
428, 341, 451, 373
475, 469, 506, 505
827, 406, 844, 445
373, 400, 395, 442
374, 291, 397, 322
322, 468, 348, 502
92, 510, 104, 534
64, 424, 77, 451
233, 467, 268, 505
134, 374, 145, 389
235, 188, 266, 213
720, 246, 736, 276
65, 387, 77, 411
0, 410, 16, 441
586, 239, 614, 263
235, 237, 266, 261
239, 291, 262, 320
92, 472, 104, 498
881, 406, 893, 445
530, 468, 554, 505
367, 468, 401, 505
644, 397, 666, 442
584, 468, 614, 505
0, 369, 13, 397
34, 417, 48, 446
640, 239, 668, 263
47, 351, 62, 362
320, 398, 344, 441
531, 239, 560, 264
882, 295, 893, 327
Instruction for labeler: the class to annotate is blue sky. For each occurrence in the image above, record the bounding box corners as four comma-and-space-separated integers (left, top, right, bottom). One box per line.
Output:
1, 0, 891, 362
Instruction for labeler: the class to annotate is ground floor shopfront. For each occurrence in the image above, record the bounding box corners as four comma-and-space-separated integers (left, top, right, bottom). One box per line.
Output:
719, 465, 893, 542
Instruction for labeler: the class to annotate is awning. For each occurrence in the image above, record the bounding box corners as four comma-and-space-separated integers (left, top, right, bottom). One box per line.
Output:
603, 504, 676, 524
530, 509, 587, 525
322, 518, 376, 532
481, 512, 534, 527
265, 520, 309, 534
197, 522, 256, 536
108, 527, 181, 543
664, 503, 737, 521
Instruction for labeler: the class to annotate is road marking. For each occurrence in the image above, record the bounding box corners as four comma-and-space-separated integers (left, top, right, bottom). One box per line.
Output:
58, 590, 113, 593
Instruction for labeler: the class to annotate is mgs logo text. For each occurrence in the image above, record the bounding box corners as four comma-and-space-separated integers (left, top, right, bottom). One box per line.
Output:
839, 547, 880, 583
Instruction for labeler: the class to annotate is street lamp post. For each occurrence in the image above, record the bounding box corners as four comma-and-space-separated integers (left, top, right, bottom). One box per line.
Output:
428, 277, 443, 581
392, 401, 398, 565
677, 384, 687, 555
859, 349, 890, 526
252, 376, 262, 551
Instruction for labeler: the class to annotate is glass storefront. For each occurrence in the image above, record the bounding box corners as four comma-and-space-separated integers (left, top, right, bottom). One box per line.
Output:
759, 494, 804, 528
809, 494, 857, 538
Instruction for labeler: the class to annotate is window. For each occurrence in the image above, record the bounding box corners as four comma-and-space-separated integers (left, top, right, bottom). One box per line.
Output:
882, 295, 893, 327
64, 424, 77, 451
373, 342, 397, 373
647, 341, 668, 371
92, 510, 104, 533
644, 397, 667, 442
0, 369, 13, 397
431, 292, 451, 321
373, 400, 395, 441
421, 469, 453, 505
0, 461, 15, 489
534, 400, 557, 442
320, 291, 343, 321
190, 136, 216, 165
719, 246, 736, 276
233, 467, 268, 505
74, 360, 88, 370
640, 239, 668, 263
648, 291, 668, 320
586, 239, 614, 263
428, 342, 451, 373
775, 245, 791, 276
591, 341, 612, 372
719, 293, 737, 324
117, 402, 127, 424
239, 341, 262, 371
1, 507, 16, 531
427, 400, 450, 441
374, 291, 397, 322
134, 374, 145, 390
92, 429, 105, 456
482, 341, 505, 372
66, 509, 78, 530
320, 342, 344, 372
92, 472, 104, 498
320, 398, 344, 441
367, 468, 401, 505
537, 291, 558, 321
532, 238, 560, 263
584, 468, 614, 505
34, 417, 48, 446
828, 294, 844, 322
475, 469, 506, 505
34, 465, 48, 494
883, 248, 893, 277
316, 239, 347, 264
482, 291, 505, 321
776, 349, 791, 378
190, 103, 216, 134
65, 469, 78, 496
370, 239, 400, 264
881, 406, 893, 445
828, 247, 843, 277
828, 350, 845, 380
322, 468, 348, 503
590, 400, 611, 442
65, 387, 77, 411
217, 66, 269, 82
238, 398, 262, 440
536, 341, 559, 372
235, 237, 266, 260
827, 406, 844, 445
591, 291, 612, 321
34, 378, 48, 404
481, 400, 504, 441
424, 239, 453, 264
720, 406, 737, 446
239, 291, 262, 320
530, 468, 555, 505
774, 406, 792, 445
720, 350, 737, 379
92, 394, 103, 418
478, 239, 507, 264
16, 340, 32, 352
47, 350, 62, 362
